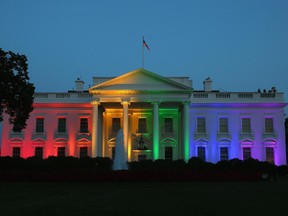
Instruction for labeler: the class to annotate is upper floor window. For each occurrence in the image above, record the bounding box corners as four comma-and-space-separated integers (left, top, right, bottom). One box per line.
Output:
264, 118, 274, 133
112, 118, 121, 133
138, 118, 147, 133
36, 118, 44, 133
242, 118, 251, 133
219, 118, 228, 134
58, 118, 66, 133
164, 118, 173, 133
197, 117, 206, 133
80, 118, 88, 133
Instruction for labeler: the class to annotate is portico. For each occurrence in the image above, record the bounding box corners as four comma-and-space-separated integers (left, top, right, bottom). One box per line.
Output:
89, 69, 193, 161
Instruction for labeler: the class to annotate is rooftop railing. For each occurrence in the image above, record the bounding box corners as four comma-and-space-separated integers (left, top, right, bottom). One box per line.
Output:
34, 92, 92, 100
34, 91, 284, 102
192, 92, 284, 102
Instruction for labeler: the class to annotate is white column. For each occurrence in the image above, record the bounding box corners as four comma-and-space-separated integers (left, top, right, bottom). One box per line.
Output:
91, 99, 100, 158
152, 101, 160, 160
183, 101, 190, 161
128, 112, 132, 161
121, 99, 130, 162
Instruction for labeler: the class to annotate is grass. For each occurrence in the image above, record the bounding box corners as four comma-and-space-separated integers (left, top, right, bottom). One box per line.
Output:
0, 177, 288, 216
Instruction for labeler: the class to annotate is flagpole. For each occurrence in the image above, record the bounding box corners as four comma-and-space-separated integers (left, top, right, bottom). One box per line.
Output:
142, 36, 144, 69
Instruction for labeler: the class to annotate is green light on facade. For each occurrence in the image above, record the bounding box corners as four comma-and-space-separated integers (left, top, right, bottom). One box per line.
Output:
184, 136, 190, 161
153, 132, 159, 160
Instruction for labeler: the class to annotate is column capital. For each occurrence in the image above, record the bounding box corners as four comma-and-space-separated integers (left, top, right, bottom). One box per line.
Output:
121, 98, 130, 105
182, 101, 191, 105
91, 99, 100, 106
151, 101, 160, 105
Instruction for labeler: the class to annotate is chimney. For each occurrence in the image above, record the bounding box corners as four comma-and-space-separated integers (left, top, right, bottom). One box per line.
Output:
203, 77, 212, 91
75, 78, 84, 92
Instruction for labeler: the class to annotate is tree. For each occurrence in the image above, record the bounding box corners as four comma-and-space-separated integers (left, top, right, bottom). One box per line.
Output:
0, 48, 35, 130
285, 118, 288, 164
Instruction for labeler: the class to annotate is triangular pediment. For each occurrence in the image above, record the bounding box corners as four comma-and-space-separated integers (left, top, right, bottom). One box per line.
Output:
89, 69, 192, 94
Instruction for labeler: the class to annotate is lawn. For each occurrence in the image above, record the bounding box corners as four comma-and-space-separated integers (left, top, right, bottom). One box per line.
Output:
0, 177, 288, 216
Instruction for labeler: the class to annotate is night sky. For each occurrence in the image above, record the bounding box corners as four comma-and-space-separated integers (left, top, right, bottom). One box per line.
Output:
1, 0, 288, 102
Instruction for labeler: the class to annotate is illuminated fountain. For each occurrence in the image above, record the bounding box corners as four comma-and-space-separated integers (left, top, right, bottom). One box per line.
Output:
113, 129, 128, 170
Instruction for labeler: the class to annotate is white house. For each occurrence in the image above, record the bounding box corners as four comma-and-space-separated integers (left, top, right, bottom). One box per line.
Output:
0, 68, 286, 165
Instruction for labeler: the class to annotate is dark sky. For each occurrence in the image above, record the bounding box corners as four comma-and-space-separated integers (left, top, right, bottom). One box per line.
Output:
1, 0, 288, 102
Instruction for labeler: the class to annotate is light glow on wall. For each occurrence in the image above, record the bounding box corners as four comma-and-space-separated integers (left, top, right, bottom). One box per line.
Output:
152, 102, 159, 160
1, 93, 286, 165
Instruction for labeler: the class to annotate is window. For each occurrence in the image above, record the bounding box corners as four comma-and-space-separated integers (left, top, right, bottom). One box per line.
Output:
112, 118, 121, 133
79, 147, 88, 158
266, 147, 274, 164
58, 118, 66, 133
265, 118, 274, 133
36, 118, 44, 133
164, 118, 173, 133
138, 154, 147, 161
197, 147, 206, 162
138, 118, 147, 133
242, 118, 251, 133
57, 147, 66, 157
111, 147, 116, 160
220, 147, 228, 161
12, 147, 21, 158
197, 117, 206, 133
165, 147, 173, 160
35, 147, 43, 159
80, 118, 88, 133
243, 147, 251, 160
219, 118, 228, 134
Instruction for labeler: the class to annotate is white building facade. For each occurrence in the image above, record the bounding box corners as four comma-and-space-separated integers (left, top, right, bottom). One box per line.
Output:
0, 69, 286, 165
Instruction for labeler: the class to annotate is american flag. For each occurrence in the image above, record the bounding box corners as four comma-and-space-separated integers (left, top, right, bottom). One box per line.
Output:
143, 39, 150, 50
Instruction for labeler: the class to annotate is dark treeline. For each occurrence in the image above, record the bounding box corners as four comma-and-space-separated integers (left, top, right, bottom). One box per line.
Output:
0, 156, 287, 182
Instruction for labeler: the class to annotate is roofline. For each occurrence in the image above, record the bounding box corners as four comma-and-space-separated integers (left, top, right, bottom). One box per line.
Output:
89, 68, 193, 92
